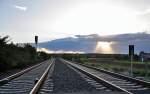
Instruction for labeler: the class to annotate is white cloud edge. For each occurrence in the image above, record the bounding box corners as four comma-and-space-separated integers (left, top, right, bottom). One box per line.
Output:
14, 5, 27, 11
37, 48, 84, 53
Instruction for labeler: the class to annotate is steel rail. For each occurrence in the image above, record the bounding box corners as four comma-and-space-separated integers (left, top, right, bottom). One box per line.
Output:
0, 60, 48, 85
71, 61, 150, 88
30, 59, 54, 94
63, 59, 132, 94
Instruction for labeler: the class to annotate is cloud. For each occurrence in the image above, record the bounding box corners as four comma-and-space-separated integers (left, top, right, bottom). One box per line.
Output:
137, 8, 150, 22
37, 48, 84, 53
112, 0, 150, 11
14, 5, 27, 11
38, 33, 150, 54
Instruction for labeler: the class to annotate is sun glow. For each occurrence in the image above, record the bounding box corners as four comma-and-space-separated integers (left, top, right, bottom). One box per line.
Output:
95, 41, 113, 54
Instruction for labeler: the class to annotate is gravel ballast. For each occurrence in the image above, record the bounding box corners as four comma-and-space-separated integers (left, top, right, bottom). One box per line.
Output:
53, 59, 96, 93
52, 59, 127, 94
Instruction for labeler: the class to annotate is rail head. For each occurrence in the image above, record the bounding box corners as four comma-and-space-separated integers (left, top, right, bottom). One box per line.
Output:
30, 59, 54, 94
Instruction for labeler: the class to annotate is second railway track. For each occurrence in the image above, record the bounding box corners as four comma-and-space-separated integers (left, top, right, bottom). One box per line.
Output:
63, 59, 150, 94
0, 59, 52, 94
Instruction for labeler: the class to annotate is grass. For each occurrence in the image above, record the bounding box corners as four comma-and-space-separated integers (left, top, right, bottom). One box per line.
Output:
81, 59, 150, 78
114, 60, 150, 64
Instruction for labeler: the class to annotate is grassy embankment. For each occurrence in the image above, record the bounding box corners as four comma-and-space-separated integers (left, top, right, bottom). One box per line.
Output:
80, 58, 150, 78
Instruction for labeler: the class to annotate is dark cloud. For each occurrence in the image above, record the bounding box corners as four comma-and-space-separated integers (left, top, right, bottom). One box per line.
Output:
38, 32, 150, 54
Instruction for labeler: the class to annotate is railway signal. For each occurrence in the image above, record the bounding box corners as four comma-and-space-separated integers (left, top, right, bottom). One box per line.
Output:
129, 45, 134, 76
35, 36, 38, 51
35, 36, 38, 60
129, 45, 134, 56
35, 36, 38, 45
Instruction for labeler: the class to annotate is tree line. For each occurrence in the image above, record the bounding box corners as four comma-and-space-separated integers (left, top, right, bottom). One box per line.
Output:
0, 36, 50, 72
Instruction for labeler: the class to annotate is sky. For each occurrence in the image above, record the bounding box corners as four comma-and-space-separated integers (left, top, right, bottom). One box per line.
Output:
1, 0, 150, 43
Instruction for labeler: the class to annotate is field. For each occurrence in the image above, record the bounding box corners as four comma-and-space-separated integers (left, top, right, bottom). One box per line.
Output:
79, 58, 150, 81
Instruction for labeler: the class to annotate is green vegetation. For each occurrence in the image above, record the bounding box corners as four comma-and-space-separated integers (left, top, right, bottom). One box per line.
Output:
57, 51, 150, 78
61, 53, 150, 78
81, 59, 150, 77
0, 36, 50, 72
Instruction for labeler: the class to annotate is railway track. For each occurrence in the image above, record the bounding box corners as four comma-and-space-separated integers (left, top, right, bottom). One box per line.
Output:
31, 58, 128, 94
1, 58, 149, 94
63, 59, 150, 94
0, 59, 53, 94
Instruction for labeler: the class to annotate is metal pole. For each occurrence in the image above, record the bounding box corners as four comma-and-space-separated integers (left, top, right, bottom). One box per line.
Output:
130, 55, 133, 77
129, 45, 134, 77
35, 43, 37, 61
145, 61, 148, 79
36, 43, 37, 52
